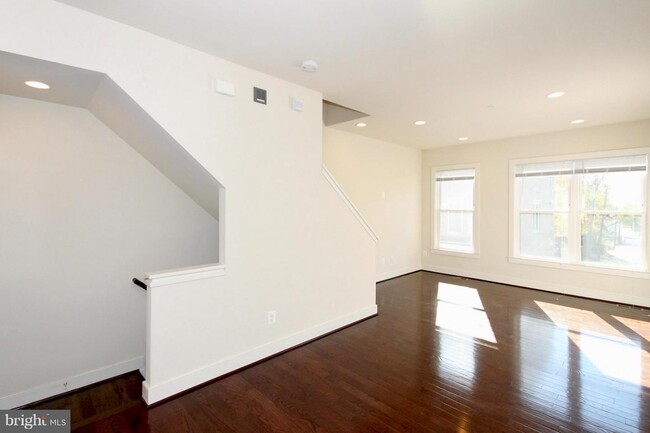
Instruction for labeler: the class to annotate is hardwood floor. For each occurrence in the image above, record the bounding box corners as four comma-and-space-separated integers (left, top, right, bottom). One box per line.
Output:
26, 371, 145, 431
29, 271, 650, 432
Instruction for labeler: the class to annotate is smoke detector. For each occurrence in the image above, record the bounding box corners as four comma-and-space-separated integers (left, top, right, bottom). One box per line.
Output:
301, 60, 319, 72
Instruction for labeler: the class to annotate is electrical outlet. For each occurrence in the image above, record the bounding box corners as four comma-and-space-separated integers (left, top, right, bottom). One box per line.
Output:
423, 250, 428, 257
267, 310, 276, 325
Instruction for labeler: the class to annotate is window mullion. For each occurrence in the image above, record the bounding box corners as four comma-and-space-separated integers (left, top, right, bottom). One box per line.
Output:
568, 172, 581, 264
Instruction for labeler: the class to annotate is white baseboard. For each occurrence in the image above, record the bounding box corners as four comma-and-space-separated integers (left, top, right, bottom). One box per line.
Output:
422, 264, 650, 307
376, 265, 421, 283
143, 304, 378, 405
0, 356, 144, 410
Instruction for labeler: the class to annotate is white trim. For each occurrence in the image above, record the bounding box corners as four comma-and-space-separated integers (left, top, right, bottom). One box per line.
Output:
431, 163, 480, 255
509, 146, 650, 167
145, 263, 226, 288
376, 265, 421, 282
422, 264, 650, 308
429, 249, 480, 259
0, 356, 144, 410
321, 164, 379, 242
508, 160, 516, 259
145, 284, 153, 387
508, 256, 650, 279
142, 304, 377, 405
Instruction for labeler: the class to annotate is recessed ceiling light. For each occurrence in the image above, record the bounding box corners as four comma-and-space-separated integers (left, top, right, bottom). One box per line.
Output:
458, 137, 469, 141
414, 120, 426, 126
356, 122, 367, 128
25, 80, 50, 90
571, 119, 585, 124
547, 91, 565, 99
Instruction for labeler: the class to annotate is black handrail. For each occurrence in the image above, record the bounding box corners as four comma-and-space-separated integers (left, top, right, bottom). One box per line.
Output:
132, 278, 147, 290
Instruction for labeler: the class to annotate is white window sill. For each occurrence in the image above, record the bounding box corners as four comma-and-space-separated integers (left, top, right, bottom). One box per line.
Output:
508, 256, 650, 280
145, 263, 226, 288
431, 249, 480, 259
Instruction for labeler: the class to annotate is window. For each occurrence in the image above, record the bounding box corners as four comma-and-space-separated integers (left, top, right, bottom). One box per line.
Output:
432, 166, 478, 254
512, 151, 648, 272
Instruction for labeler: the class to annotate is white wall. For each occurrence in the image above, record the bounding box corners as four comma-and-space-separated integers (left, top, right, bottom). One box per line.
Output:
323, 127, 422, 281
422, 119, 650, 306
0, 0, 377, 405
0, 95, 219, 407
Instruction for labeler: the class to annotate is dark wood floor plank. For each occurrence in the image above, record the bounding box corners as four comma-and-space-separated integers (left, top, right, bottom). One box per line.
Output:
27, 271, 650, 433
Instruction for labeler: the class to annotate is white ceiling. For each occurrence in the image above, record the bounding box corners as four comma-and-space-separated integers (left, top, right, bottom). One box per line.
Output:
53, 0, 650, 148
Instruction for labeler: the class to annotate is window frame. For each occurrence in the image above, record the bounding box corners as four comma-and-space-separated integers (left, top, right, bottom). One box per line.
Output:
509, 147, 650, 278
431, 164, 480, 258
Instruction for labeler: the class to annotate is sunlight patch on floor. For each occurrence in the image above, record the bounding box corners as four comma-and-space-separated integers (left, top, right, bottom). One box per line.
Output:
436, 283, 497, 344
613, 315, 650, 343
535, 301, 649, 387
